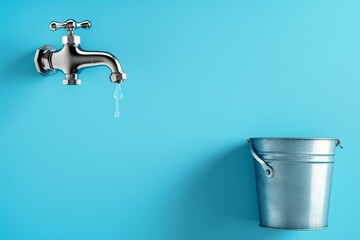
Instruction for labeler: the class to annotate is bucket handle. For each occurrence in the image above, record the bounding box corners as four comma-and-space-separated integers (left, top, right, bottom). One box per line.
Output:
247, 139, 274, 178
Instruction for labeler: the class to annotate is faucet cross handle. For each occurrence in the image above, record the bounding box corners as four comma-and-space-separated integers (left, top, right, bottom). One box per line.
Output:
49, 19, 91, 35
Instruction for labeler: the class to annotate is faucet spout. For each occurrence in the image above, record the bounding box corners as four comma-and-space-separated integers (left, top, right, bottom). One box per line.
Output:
50, 44, 127, 85
77, 49, 127, 84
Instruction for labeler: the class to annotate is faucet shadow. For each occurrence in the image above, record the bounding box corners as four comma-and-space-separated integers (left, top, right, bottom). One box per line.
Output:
0, 50, 41, 122
174, 143, 284, 240
2, 50, 39, 83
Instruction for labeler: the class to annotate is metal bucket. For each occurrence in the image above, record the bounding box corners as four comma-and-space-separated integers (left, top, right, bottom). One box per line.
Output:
247, 138, 342, 230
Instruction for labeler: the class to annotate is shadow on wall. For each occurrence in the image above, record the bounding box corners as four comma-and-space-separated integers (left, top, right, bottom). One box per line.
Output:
176, 143, 286, 240
1, 50, 39, 83
0, 50, 40, 120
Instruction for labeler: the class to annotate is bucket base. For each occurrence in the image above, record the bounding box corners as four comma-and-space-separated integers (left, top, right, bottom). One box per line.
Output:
259, 224, 328, 231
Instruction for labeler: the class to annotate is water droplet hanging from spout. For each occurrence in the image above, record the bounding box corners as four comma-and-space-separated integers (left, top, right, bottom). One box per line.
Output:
114, 84, 123, 118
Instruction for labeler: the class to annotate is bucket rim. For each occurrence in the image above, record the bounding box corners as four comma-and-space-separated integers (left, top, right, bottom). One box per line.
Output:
248, 137, 339, 141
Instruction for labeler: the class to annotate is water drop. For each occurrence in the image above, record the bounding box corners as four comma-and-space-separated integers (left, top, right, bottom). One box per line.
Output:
114, 84, 123, 118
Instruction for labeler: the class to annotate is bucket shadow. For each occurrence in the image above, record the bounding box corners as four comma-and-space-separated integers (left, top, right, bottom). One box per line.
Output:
175, 143, 284, 240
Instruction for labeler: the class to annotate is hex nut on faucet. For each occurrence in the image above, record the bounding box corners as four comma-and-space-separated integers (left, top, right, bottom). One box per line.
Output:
34, 45, 56, 76
62, 35, 80, 45
110, 72, 127, 84
42, 50, 53, 69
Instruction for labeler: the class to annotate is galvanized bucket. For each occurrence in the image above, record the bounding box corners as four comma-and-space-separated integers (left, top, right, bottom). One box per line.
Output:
247, 138, 342, 230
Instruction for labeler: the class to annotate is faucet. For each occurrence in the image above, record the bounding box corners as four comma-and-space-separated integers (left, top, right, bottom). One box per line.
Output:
34, 19, 126, 85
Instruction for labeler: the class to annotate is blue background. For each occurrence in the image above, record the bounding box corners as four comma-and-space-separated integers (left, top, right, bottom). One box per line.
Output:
0, 0, 357, 239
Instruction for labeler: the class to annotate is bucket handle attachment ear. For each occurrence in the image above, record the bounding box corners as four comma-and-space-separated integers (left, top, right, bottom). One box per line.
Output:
247, 139, 274, 178
336, 139, 343, 149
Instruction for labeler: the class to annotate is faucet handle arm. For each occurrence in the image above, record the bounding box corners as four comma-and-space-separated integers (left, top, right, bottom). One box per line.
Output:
49, 19, 91, 34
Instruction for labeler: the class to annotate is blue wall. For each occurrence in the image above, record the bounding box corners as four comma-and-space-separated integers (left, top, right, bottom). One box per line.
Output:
0, 0, 358, 239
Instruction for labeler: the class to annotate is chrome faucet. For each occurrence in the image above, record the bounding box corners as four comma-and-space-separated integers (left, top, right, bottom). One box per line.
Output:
34, 19, 126, 85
